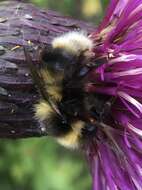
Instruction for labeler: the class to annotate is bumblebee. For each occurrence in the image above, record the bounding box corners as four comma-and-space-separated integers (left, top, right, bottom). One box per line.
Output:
25, 31, 112, 149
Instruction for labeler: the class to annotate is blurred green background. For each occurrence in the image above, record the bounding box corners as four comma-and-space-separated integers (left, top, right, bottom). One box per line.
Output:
0, 0, 108, 190
31, 0, 109, 23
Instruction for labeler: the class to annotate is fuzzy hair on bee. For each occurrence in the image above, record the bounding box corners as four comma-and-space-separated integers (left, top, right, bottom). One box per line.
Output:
24, 31, 113, 149
52, 31, 93, 55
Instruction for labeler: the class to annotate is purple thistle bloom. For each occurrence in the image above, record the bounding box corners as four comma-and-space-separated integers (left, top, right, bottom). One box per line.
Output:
85, 1, 142, 189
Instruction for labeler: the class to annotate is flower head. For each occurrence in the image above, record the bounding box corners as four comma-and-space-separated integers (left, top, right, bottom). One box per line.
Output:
86, 1, 142, 189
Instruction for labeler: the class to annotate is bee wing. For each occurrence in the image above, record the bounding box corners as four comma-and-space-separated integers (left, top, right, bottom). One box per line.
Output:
24, 47, 63, 117
24, 47, 50, 101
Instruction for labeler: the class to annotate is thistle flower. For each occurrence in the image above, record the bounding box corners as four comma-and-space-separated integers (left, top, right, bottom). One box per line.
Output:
0, 1, 142, 189
85, 1, 142, 189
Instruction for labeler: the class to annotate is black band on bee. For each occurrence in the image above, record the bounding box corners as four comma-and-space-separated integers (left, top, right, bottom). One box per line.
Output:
42, 47, 77, 62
